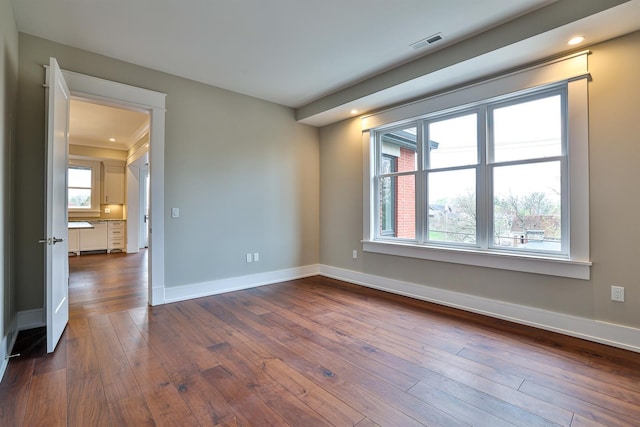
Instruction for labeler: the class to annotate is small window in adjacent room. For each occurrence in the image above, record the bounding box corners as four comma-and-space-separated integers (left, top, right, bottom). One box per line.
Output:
68, 166, 93, 209
68, 159, 101, 213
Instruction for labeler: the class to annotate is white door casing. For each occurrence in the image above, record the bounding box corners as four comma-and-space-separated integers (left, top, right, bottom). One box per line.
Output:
44, 57, 70, 353
59, 68, 166, 305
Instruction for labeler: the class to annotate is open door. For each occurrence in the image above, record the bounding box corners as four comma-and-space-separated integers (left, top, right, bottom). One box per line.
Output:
43, 57, 70, 353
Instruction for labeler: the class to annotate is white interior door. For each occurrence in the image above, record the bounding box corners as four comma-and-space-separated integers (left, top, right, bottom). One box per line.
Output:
44, 57, 70, 353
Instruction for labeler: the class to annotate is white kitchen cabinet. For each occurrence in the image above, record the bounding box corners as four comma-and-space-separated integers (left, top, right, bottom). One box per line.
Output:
102, 164, 125, 204
107, 220, 126, 253
68, 229, 80, 255
79, 221, 108, 251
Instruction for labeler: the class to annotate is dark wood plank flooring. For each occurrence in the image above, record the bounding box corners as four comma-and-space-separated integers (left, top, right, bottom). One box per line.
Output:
2, 253, 640, 426
68, 250, 148, 318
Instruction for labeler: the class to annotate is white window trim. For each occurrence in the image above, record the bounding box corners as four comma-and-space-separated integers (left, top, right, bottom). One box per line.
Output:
362, 52, 591, 280
68, 159, 101, 215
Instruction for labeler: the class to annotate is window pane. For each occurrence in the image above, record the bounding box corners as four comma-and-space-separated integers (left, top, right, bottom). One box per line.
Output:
428, 113, 478, 169
493, 161, 561, 251
381, 155, 395, 174
427, 169, 476, 244
493, 95, 562, 162
380, 156, 396, 235
69, 167, 92, 188
69, 188, 91, 209
380, 127, 417, 173
378, 174, 415, 239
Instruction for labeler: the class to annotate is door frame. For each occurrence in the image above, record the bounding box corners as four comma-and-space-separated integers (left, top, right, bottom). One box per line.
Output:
61, 69, 166, 305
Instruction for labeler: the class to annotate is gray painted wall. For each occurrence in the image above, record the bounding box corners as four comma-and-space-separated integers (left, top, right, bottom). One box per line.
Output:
1, 0, 18, 358
15, 34, 319, 311
319, 30, 640, 329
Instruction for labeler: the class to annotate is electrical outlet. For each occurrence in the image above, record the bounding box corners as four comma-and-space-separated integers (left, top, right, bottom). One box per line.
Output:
246, 253, 253, 263
104, 208, 111, 214
352, 250, 358, 259
611, 285, 625, 302
254, 252, 260, 262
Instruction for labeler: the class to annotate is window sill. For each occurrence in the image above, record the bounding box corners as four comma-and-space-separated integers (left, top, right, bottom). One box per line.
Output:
362, 240, 591, 280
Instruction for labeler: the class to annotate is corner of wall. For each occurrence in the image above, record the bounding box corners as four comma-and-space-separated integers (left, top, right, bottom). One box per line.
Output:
1, 0, 19, 384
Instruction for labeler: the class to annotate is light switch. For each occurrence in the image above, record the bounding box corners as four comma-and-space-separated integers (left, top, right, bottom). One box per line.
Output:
171, 207, 180, 218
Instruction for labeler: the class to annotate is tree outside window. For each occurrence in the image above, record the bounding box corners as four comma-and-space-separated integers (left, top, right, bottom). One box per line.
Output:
68, 166, 92, 209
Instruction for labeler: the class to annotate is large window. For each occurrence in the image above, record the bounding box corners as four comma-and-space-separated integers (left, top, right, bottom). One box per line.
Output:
363, 52, 591, 279
374, 88, 566, 254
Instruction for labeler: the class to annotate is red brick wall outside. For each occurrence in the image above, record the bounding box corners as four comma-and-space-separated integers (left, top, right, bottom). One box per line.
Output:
396, 147, 416, 239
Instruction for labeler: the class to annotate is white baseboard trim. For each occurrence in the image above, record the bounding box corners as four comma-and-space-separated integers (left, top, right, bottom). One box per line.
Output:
318, 264, 640, 353
13, 264, 638, 359
163, 264, 320, 304
17, 308, 45, 331
1, 316, 18, 383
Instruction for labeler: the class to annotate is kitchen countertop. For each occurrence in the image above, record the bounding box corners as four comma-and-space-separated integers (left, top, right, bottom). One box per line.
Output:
68, 221, 94, 229
69, 218, 126, 222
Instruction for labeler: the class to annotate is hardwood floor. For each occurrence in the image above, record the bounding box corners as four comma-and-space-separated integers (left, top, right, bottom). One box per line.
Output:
68, 250, 148, 318
2, 256, 640, 426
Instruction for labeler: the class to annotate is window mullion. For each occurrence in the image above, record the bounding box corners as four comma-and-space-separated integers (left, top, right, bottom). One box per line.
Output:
373, 134, 382, 239
477, 106, 489, 249
416, 122, 426, 243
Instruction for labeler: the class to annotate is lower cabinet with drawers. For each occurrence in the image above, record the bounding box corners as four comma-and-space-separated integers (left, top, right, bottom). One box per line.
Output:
107, 220, 126, 253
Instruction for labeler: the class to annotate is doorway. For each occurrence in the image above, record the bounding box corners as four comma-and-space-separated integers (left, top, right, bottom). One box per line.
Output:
59, 67, 167, 306
67, 98, 150, 314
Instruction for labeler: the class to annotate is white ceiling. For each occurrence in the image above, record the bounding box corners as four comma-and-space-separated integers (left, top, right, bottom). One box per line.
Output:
300, 0, 640, 126
13, 0, 555, 108
11, 0, 640, 130
69, 99, 149, 151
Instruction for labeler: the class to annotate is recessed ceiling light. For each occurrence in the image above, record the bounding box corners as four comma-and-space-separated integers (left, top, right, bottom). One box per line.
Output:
109, 138, 116, 142
350, 109, 359, 115
568, 36, 584, 46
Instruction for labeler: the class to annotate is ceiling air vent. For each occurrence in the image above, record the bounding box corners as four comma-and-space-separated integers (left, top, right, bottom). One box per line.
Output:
410, 33, 444, 51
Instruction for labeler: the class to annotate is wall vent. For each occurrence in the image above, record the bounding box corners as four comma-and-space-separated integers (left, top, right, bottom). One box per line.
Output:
410, 33, 444, 51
